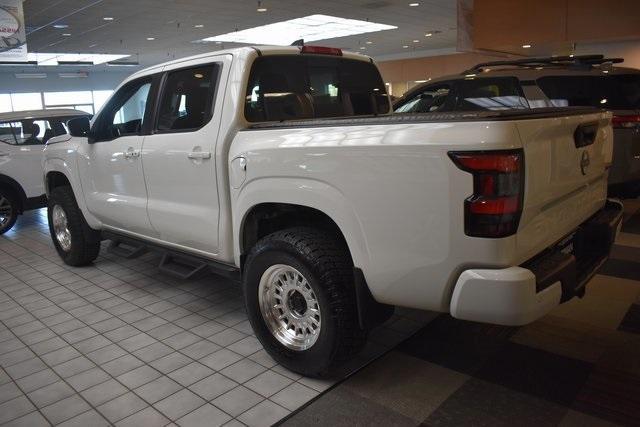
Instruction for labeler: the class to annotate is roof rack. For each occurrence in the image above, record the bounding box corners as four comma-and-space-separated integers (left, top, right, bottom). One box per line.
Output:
463, 54, 624, 74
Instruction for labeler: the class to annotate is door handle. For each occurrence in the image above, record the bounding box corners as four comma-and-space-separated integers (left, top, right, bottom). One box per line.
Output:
124, 148, 140, 159
187, 151, 211, 160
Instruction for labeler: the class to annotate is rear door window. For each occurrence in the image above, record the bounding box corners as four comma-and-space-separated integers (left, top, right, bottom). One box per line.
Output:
0, 119, 70, 145
245, 55, 389, 122
455, 77, 529, 110
537, 75, 640, 110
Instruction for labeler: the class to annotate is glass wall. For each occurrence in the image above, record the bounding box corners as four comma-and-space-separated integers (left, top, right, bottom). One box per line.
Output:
0, 90, 114, 115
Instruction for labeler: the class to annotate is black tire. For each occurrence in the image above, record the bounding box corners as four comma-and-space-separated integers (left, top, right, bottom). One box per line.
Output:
0, 188, 19, 235
243, 227, 366, 377
47, 186, 101, 266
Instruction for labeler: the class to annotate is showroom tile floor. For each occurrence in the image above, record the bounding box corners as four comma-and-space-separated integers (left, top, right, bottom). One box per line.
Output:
1, 200, 639, 427
284, 199, 640, 427
0, 209, 434, 427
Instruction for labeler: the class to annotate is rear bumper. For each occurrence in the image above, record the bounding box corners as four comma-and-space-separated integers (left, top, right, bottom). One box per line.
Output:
450, 199, 624, 326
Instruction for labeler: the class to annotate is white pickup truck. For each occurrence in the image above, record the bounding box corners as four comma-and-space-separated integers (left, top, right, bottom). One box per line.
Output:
43, 45, 623, 376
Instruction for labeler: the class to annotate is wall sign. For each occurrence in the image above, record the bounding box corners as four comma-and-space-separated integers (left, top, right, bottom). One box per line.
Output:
0, 0, 27, 60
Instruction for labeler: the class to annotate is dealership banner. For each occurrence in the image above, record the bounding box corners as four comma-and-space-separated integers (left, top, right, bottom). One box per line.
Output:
0, 0, 27, 60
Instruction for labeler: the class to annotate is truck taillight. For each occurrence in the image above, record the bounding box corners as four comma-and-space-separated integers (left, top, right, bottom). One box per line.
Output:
612, 114, 640, 129
449, 150, 524, 238
300, 46, 343, 56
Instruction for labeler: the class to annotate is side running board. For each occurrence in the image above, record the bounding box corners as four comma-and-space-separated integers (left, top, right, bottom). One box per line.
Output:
158, 253, 209, 280
108, 240, 148, 259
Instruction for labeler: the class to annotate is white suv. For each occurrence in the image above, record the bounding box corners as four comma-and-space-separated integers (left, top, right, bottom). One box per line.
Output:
0, 109, 90, 234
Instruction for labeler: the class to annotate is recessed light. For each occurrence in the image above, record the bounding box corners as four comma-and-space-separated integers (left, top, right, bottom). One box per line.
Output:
359, 46, 366, 50
257, 1, 267, 12
103, 17, 114, 21
402, 45, 409, 48
522, 44, 531, 48
409, 2, 420, 6
365, 41, 372, 44
215, 41, 223, 44
52, 24, 68, 29
146, 37, 155, 41
600, 98, 607, 104
62, 33, 71, 36
412, 39, 419, 43
194, 73, 204, 78
414, 79, 427, 83
194, 24, 204, 28
603, 70, 609, 74
199, 14, 396, 45
425, 33, 433, 37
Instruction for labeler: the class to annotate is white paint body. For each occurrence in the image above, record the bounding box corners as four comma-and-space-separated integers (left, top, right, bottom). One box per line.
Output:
43, 47, 614, 325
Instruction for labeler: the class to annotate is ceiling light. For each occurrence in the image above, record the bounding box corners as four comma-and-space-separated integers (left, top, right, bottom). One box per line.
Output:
146, 37, 155, 41
215, 41, 223, 44
194, 24, 204, 28
199, 14, 397, 46
57, 60, 93, 66
103, 17, 114, 21
257, 1, 267, 12
402, 45, 409, 48
409, 2, 420, 6
359, 46, 366, 50
425, 33, 433, 37
600, 98, 607, 104
15, 73, 47, 79
522, 44, 531, 48
194, 73, 204, 78
602, 70, 609, 73
0, 61, 38, 66
414, 79, 427, 83
52, 24, 68, 29
62, 33, 71, 36
365, 41, 372, 44
19, 52, 130, 66
412, 39, 419, 43
107, 61, 139, 67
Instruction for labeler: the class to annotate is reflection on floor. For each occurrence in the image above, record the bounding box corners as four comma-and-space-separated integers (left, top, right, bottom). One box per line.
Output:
283, 199, 640, 427
0, 209, 432, 427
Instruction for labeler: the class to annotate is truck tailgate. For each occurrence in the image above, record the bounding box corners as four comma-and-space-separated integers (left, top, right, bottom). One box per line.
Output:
516, 111, 613, 261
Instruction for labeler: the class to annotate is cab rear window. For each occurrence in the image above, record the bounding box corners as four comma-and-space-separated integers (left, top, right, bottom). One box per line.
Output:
245, 55, 389, 122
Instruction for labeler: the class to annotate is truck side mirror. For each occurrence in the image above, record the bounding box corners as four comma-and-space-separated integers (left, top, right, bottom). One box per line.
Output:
68, 116, 91, 138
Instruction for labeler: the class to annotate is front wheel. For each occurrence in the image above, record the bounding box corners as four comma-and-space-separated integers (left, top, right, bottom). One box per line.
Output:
0, 189, 19, 235
243, 227, 366, 377
48, 186, 101, 266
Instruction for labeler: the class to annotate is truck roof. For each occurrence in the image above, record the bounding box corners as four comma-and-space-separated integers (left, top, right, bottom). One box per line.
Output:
0, 109, 91, 122
127, 45, 372, 81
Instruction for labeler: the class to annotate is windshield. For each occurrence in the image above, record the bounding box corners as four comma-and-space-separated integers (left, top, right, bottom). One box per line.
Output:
537, 74, 640, 110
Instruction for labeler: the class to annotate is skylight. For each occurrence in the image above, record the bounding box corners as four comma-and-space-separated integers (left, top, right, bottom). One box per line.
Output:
200, 14, 397, 46
10, 53, 130, 66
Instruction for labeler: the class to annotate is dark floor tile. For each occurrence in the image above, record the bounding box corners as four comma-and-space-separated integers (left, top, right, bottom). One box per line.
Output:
621, 211, 640, 234
397, 315, 516, 376
618, 304, 640, 334
424, 378, 568, 427
599, 258, 640, 282
610, 245, 640, 264
281, 386, 417, 427
573, 366, 640, 426
476, 342, 592, 406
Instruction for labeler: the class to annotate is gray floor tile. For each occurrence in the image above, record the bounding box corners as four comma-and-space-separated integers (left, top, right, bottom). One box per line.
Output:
73, 335, 112, 354
164, 331, 201, 350
181, 340, 221, 359
0, 348, 34, 367
147, 323, 184, 340
4, 357, 47, 380
21, 328, 56, 346
52, 356, 94, 378
115, 406, 170, 427
200, 349, 243, 371
220, 359, 267, 384
0, 382, 23, 404
57, 409, 110, 427
67, 367, 111, 391
104, 325, 140, 342
154, 388, 205, 421
62, 326, 98, 344
212, 386, 263, 417
167, 362, 214, 387
244, 370, 293, 398
41, 346, 81, 366
97, 391, 148, 423
81, 379, 129, 406
270, 382, 319, 411
227, 336, 262, 357
91, 317, 127, 333
41, 394, 91, 425
189, 373, 238, 401
30, 336, 68, 355
237, 400, 290, 427
27, 380, 75, 408
190, 321, 226, 338
86, 343, 127, 364
15, 368, 59, 393
177, 403, 231, 427
132, 341, 174, 363
209, 329, 246, 347
150, 352, 191, 374
116, 365, 162, 389
2, 410, 50, 427
134, 376, 183, 404
118, 332, 157, 352
102, 354, 144, 377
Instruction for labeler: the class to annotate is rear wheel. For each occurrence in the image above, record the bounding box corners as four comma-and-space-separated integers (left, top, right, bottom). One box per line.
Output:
243, 227, 366, 377
48, 186, 101, 266
0, 189, 18, 235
